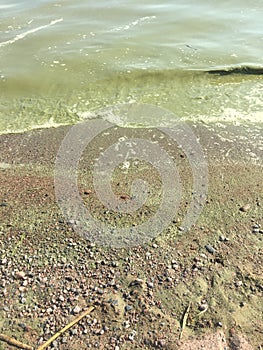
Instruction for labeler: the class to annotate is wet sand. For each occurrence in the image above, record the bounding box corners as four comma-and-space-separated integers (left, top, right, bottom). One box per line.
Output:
0, 121, 262, 349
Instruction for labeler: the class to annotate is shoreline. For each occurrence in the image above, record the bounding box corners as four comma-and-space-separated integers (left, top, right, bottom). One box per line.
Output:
0, 122, 262, 349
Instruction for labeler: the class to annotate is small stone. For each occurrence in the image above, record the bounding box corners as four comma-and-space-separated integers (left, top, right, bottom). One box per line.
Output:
72, 305, 81, 314
129, 279, 144, 288
235, 280, 243, 287
240, 204, 250, 212
125, 305, 133, 312
52, 340, 58, 348
198, 303, 208, 311
172, 263, 179, 270
158, 339, 166, 347
147, 282, 154, 289
199, 253, 208, 259
65, 275, 73, 281
71, 329, 78, 335
205, 244, 216, 254
1, 258, 7, 265
128, 333, 135, 341
15, 271, 26, 280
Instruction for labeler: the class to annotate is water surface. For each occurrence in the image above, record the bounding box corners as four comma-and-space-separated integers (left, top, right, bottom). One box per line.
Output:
0, 0, 262, 132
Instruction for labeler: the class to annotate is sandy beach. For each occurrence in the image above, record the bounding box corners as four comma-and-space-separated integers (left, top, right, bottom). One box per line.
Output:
0, 121, 262, 349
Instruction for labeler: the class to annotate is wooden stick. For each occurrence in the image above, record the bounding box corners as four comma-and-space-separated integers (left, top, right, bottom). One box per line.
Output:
37, 306, 95, 350
179, 302, 191, 340
0, 333, 33, 350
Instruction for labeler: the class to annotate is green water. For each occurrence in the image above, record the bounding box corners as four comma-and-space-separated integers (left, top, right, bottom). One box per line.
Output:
0, 0, 262, 133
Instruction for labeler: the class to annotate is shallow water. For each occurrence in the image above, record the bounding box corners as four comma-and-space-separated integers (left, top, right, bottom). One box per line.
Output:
0, 0, 262, 132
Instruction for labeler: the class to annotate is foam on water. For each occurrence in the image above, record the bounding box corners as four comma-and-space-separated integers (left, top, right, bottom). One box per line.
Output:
0, 18, 63, 48
108, 16, 156, 32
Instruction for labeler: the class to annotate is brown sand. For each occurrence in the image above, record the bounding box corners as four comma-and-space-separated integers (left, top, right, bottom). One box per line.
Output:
0, 122, 262, 349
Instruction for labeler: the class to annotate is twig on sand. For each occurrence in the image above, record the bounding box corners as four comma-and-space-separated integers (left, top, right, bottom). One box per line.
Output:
179, 302, 191, 340
37, 305, 95, 350
0, 333, 33, 350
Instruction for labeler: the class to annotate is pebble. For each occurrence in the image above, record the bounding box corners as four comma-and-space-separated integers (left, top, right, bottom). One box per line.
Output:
205, 244, 216, 254
147, 282, 154, 289
71, 329, 78, 335
129, 278, 144, 288
1, 258, 7, 265
15, 271, 26, 280
59, 295, 65, 302
72, 305, 81, 314
199, 253, 208, 259
172, 263, 179, 270
158, 339, 166, 347
235, 280, 243, 287
52, 340, 58, 348
240, 204, 250, 212
198, 303, 208, 311
125, 305, 133, 312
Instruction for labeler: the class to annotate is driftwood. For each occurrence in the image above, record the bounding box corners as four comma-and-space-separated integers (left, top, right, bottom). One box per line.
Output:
179, 302, 191, 340
0, 333, 33, 350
